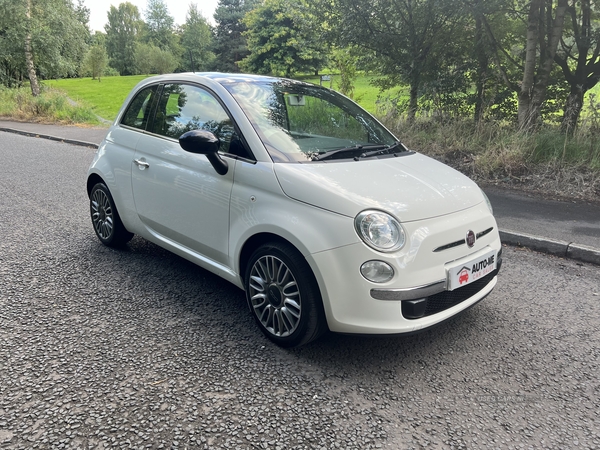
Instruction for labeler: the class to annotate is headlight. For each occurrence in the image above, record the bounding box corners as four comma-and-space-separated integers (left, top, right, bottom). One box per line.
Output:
481, 189, 493, 215
354, 210, 405, 252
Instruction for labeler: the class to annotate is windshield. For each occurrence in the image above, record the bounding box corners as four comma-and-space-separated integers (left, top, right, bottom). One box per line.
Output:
222, 80, 400, 162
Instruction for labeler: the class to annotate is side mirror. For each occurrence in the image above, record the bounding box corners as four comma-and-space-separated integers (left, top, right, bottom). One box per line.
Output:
179, 130, 228, 175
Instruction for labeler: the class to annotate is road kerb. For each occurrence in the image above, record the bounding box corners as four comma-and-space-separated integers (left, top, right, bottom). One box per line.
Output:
0, 126, 99, 149
500, 229, 600, 266
499, 230, 569, 256
567, 243, 600, 266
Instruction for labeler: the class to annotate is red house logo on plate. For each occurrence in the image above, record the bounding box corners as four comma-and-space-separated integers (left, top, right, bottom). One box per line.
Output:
458, 268, 470, 285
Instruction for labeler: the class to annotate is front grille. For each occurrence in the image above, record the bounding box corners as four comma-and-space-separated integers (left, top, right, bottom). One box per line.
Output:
433, 227, 495, 252
402, 269, 498, 319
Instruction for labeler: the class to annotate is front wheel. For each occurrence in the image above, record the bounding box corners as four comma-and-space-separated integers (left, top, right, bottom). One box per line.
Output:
245, 242, 327, 347
90, 182, 133, 247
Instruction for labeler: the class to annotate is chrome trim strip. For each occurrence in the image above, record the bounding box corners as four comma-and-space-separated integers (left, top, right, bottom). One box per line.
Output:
433, 238, 465, 252
476, 227, 494, 239
370, 280, 446, 301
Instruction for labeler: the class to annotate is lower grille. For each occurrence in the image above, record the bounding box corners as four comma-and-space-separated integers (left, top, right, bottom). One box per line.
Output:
402, 269, 498, 319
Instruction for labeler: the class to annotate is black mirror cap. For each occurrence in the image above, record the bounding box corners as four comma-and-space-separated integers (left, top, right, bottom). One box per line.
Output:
179, 130, 228, 175
179, 130, 220, 154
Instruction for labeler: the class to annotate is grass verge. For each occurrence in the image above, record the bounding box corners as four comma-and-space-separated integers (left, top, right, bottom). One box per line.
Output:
381, 116, 600, 202
46, 75, 150, 121
0, 86, 100, 125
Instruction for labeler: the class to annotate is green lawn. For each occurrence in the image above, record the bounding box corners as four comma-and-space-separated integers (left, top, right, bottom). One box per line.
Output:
300, 74, 406, 113
46, 75, 150, 121
47, 73, 600, 124
46, 74, 403, 121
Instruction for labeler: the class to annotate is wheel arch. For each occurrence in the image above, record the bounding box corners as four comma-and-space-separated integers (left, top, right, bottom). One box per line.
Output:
87, 173, 104, 198
238, 232, 297, 281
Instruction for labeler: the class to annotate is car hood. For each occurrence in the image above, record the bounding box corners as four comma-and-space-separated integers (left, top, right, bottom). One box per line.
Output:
273, 153, 484, 222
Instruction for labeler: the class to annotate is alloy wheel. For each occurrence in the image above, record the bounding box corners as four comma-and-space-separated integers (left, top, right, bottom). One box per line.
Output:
248, 255, 302, 337
91, 188, 114, 240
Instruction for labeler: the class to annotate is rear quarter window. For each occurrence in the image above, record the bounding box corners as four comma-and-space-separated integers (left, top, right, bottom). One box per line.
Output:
121, 85, 158, 130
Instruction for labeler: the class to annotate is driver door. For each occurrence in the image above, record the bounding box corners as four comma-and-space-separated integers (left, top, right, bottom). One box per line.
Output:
131, 83, 236, 266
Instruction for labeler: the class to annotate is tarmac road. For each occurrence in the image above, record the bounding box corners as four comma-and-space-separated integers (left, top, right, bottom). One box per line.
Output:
485, 187, 600, 251
1, 133, 599, 448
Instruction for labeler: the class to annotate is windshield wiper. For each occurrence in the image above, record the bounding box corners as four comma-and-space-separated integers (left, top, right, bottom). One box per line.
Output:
312, 144, 390, 161
357, 141, 406, 159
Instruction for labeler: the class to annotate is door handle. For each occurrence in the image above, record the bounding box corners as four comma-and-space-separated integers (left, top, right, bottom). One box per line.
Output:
134, 159, 150, 169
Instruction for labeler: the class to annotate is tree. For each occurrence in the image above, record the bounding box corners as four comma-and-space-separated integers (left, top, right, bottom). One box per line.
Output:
180, 3, 215, 71
0, 0, 90, 94
135, 42, 155, 74
105, 2, 142, 75
143, 0, 179, 54
149, 45, 178, 74
134, 42, 178, 74
330, 47, 358, 98
466, 0, 505, 123
212, 0, 258, 72
240, 0, 326, 77
91, 31, 107, 47
517, 0, 569, 130
74, 0, 91, 43
83, 45, 108, 81
555, 0, 600, 133
315, 0, 466, 121
25, 0, 40, 95
484, 0, 568, 129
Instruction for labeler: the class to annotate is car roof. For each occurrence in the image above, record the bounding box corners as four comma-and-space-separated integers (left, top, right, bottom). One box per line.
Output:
142, 72, 312, 88
195, 72, 283, 83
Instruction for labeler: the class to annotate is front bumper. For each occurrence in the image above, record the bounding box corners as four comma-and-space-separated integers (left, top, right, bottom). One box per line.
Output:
309, 202, 502, 334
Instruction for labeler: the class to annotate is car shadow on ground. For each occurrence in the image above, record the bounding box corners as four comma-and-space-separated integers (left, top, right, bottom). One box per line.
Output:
84, 234, 506, 375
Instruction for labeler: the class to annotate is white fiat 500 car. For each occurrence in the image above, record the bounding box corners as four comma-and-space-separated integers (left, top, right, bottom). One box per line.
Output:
87, 73, 502, 347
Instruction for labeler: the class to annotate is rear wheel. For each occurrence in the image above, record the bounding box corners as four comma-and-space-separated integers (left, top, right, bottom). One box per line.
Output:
245, 242, 327, 347
90, 182, 133, 247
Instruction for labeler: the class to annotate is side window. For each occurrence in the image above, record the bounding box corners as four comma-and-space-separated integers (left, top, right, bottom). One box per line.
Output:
151, 83, 237, 154
121, 85, 158, 130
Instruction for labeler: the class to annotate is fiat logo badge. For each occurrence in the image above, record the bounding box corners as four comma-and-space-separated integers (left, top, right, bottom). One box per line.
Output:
466, 230, 476, 248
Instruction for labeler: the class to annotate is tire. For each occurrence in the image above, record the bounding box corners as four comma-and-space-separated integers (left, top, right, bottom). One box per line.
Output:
245, 242, 327, 347
89, 182, 134, 247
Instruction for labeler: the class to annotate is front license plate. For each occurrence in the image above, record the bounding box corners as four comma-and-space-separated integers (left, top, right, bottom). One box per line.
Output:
447, 249, 497, 291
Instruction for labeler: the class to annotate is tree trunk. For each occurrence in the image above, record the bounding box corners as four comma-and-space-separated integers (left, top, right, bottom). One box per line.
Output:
561, 88, 584, 134
474, 14, 488, 123
518, 0, 542, 130
554, 0, 599, 134
518, 0, 568, 131
517, 90, 539, 131
407, 81, 418, 122
25, 0, 40, 97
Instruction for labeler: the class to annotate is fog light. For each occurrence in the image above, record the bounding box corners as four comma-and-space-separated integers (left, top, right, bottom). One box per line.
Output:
360, 260, 394, 283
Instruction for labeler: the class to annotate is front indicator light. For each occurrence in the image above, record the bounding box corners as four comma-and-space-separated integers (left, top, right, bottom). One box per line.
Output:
360, 260, 395, 283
